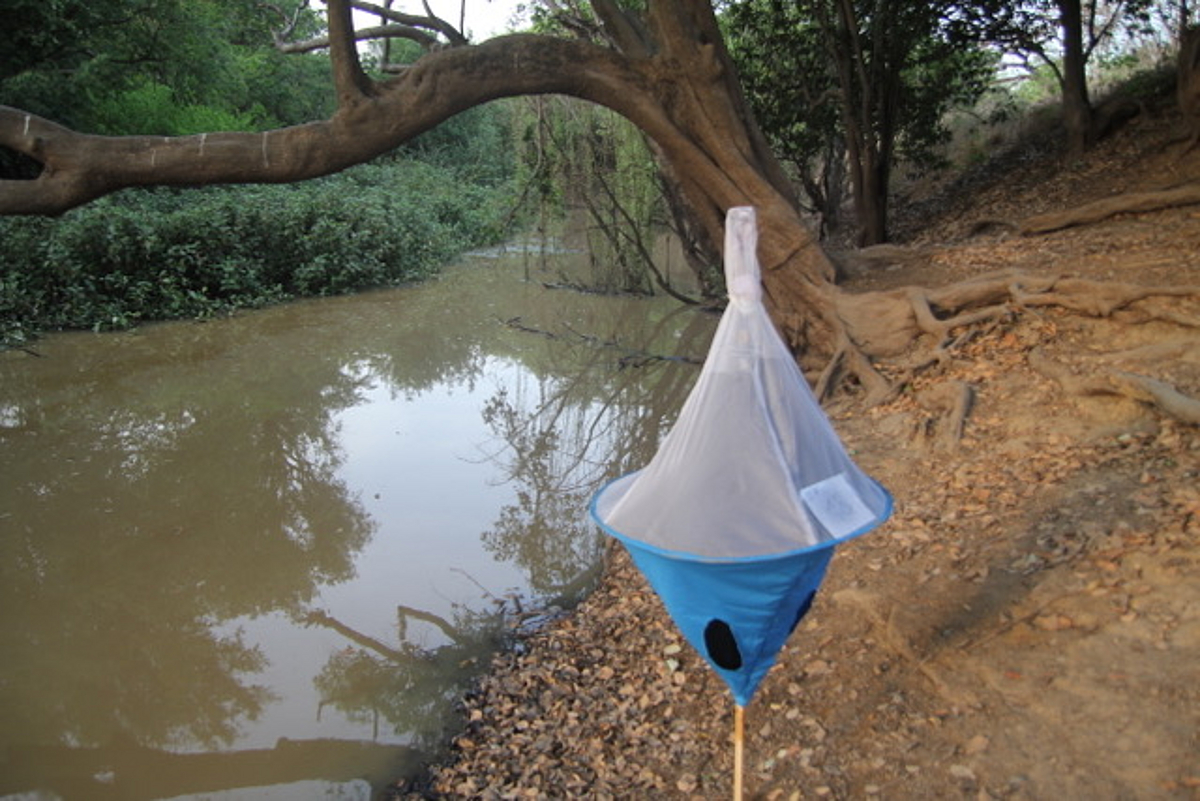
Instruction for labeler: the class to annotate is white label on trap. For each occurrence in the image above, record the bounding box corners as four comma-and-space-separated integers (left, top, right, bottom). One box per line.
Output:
800, 473, 875, 538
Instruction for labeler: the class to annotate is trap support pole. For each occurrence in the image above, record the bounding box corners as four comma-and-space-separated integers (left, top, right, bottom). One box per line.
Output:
733, 703, 745, 801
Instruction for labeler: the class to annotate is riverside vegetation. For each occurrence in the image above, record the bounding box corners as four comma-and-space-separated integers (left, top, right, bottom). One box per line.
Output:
0, 156, 515, 346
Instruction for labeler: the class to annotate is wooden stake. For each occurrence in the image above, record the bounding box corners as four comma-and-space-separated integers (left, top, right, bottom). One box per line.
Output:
733, 703, 745, 801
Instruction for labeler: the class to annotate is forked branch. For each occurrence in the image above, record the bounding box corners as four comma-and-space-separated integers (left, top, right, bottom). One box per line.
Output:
326, 0, 377, 105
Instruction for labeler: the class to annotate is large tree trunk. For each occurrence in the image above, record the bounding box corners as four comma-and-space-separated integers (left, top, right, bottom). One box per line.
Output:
1179, 24, 1200, 151
1058, 0, 1095, 159
819, 0, 896, 247
857, 156, 889, 246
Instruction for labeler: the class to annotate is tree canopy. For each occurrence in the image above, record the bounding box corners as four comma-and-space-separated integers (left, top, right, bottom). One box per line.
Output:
0, 0, 332, 137
3, 0, 1198, 405
725, 0, 995, 244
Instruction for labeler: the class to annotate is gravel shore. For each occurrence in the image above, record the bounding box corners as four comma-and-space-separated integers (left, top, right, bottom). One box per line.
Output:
390, 541, 739, 798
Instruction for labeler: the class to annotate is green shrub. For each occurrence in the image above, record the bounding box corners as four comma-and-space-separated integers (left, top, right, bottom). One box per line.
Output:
0, 159, 515, 344
92, 81, 262, 136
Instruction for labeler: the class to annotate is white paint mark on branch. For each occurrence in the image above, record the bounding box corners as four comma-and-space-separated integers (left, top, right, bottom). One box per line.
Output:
23, 115, 30, 136
199, 133, 208, 157
262, 131, 270, 168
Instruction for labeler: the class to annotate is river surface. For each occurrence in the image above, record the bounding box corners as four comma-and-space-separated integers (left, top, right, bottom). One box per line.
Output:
0, 244, 716, 800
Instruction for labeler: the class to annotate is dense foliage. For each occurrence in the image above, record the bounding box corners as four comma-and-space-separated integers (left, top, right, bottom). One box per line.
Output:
724, 0, 995, 242
0, 158, 516, 344
0, 1, 520, 345
0, 0, 332, 135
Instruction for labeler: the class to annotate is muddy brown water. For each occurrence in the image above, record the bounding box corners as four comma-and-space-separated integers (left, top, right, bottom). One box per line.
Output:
0, 244, 715, 800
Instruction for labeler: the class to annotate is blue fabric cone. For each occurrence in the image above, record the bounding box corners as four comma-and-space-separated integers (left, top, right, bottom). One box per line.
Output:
615, 522, 837, 706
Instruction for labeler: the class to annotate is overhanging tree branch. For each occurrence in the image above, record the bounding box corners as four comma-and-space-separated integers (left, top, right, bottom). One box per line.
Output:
0, 36, 672, 215
0, 0, 876, 387
274, 23, 440, 54
351, 0, 468, 46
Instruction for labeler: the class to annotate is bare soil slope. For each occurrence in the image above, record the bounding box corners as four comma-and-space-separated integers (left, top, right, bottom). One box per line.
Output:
397, 106, 1200, 800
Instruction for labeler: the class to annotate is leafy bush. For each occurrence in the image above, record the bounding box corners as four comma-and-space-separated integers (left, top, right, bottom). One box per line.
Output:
92, 81, 262, 136
0, 160, 516, 344
402, 103, 516, 186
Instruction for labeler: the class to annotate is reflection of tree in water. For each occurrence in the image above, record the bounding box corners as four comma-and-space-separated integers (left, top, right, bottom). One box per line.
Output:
478, 308, 711, 599
301, 306, 714, 745
305, 602, 509, 747
0, 337, 377, 752
480, 384, 606, 598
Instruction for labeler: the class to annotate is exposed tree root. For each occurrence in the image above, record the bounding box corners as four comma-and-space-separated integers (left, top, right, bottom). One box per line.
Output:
1029, 349, 1200, 425
956, 182, 1200, 239
820, 172, 1200, 407
813, 330, 894, 405
911, 380, 976, 450
1098, 337, 1200, 365
829, 271, 1200, 420
1010, 276, 1200, 319
839, 270, 1198, 356
835, 271, 1028, 365
1017, 183, 1200, 235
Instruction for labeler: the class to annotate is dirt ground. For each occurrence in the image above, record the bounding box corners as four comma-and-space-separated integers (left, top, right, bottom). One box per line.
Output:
393, 104, 1200, 799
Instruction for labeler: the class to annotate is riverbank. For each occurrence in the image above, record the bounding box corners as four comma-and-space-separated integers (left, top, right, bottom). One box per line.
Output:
388, 112, 1200, 799
391, 377, 1199, 799
392, 542, 729, 797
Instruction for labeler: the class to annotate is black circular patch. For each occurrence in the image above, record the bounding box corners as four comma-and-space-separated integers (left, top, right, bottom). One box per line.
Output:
704, 619, 743, 670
